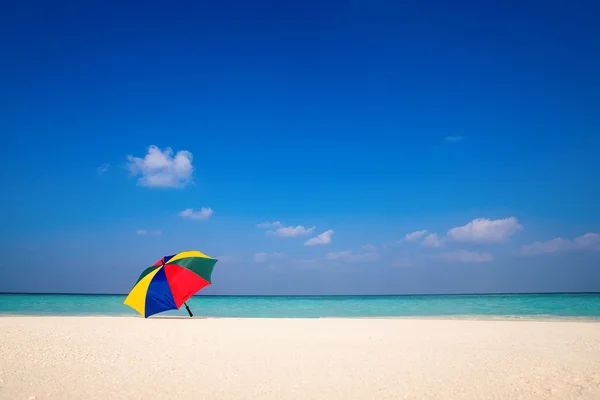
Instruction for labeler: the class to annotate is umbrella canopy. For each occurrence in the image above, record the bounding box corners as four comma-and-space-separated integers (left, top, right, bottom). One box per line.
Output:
124, 250, 218, 318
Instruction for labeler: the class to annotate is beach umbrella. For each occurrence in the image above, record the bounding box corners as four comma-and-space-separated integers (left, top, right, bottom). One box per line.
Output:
123, 250, 218, 318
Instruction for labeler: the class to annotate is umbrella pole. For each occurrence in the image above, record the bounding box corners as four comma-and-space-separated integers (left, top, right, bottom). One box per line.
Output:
184, 302, 193, 317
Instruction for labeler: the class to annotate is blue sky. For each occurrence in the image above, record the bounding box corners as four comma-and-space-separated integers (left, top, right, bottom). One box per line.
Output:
1, 0, 599, 295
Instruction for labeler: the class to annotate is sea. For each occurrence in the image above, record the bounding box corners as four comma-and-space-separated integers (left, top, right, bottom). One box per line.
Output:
1, 293, 600, 319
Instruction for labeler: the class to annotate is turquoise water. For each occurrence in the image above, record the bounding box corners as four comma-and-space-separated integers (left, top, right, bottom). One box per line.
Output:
1, 293, 600, 319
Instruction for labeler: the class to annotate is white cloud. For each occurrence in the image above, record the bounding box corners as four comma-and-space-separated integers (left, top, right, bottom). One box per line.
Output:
521, 238, 572, 256
325, 250, 380, 263
435, 250, 493, 263
445, 136, 465, 142
97, 163, 110, 175
269, 225, 315, 237
421, 233, 445, 248
305, 230, 334, 246
405, 230, 429, 241
257, 221, 282, 229
253, 252, 286, 263
179, 207, 213, 221
126, 145, 194, 188
404, 230, 444, 247
447, 217, 523, 243
521, 233, 600, 256
136, 229, 162, 236
258, 221, 316, 237
574, 233, 600, 250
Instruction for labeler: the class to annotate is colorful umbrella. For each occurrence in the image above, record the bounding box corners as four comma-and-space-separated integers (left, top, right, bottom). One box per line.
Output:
124, 250, 218, 318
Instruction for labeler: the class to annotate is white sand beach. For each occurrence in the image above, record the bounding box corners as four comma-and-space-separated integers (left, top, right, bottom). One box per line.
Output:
1, 317, 600, 399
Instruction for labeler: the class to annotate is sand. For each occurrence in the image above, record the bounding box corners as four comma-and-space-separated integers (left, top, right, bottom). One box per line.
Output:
1, 317, 600, 399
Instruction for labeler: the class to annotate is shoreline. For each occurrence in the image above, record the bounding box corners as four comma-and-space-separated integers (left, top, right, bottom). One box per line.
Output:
2, 313, 600, 323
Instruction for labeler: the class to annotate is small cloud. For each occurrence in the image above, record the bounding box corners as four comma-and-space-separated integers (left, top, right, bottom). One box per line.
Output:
257, 221, 282, 229
434, 250, 493, 263
404, 230, 444, 247
405, 230, 429, 242
126, 145, 194, 188
253, 252, 286, 263
421, 233, 445, 248
269, 225, 315, 238
136, 229, 162, 236
521, 238, 571, 256
447, 217, 523, 244
258, 221, 316, 237
574, 233, 600, 250
305, 230, 334, 246
97, 163, 110, 175
325, 250, 380, 263
179, 207, 213, 221
445, 136, 465, 142
521, 232, 600, 256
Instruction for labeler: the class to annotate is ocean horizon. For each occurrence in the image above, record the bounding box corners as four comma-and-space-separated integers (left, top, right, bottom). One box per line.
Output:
2, 292, 600, 319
